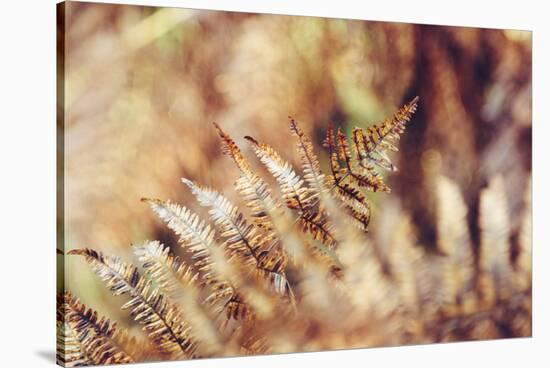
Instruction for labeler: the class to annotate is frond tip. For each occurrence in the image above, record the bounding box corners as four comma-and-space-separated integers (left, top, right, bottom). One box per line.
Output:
353, 96, 418, 173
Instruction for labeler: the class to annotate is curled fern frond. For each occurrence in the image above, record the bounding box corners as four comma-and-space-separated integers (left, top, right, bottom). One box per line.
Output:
69, 248, 199, 359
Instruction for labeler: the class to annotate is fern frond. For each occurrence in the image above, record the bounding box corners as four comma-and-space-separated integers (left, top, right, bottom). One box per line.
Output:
214, 123, 293, 306
133, 241, 198, 298
182, 178, 290, 297
213, 123, 287, 280
352, 96, 419, 172
133, 240, 226, 354
298, 210, 336, 248
245, 136, 317, 211
57, 299, 94, 367
479, 176, 513, 305
245, 135, 337, 249
58, 292, 135, 366
213, 123, 279, 230
69, 248, 199, 359
142, 198, 233, 292
289, 118, 327, 197
336, 128, 389, 193
323, 123, 372, 231
182, 179, 266, 268
142, 198, 265, 322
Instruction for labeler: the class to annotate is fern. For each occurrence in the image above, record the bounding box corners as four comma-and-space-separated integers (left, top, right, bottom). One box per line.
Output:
59, 97, 532, 365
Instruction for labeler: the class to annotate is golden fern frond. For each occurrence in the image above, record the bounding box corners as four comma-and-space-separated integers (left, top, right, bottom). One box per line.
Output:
289, 118, 327, 197
435, 176, 475, 309
245, 136, 317, 211
57, 318, 94, 366
57, 296, 93, 367
142, 198, 217, 273
213, 123, 279, 230
213, 123, 288, 283
133, 240, 225, 354
245, 135, 337, 248
69, 248, 199, 359
323, 123, 372, 231
133, 240, 198, 298
141, 198, 233, 294
298, 210, 335, 248
182, 178, 266, 268
336, 127, 389, 193
182, 178, 290, 297
479, 176, 513, 305
142, 198, 262, 322
57, 292, 134, 366
352, 96, 419, 173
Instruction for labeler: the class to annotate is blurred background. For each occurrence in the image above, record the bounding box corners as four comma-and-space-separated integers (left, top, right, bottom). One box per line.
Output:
59, 2, 531, 327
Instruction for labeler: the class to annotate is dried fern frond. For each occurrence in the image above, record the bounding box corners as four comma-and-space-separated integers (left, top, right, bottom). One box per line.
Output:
323, 123, 372, 231
142, 197, 262, 322
141, 198, 233, 294
213, 123, 288, 283
133, 241, 198, 298
245, 136, 317, 211
57, 292, 135, 366
182, 178, 290, 297
290, 118, 327, 197
57, 297, 93, 367
133, 240, 225, 355
336, 127, 389, 193
352, 96, 419, 173
69, 248, 199, 359
213, 123, 279, 231
245, 135, 337, 248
